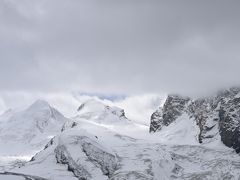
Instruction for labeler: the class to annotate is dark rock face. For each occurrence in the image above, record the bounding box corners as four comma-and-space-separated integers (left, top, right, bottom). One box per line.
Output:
54, 135, 119, 179
162, 95, 191, 126
188, 98, 220, 143
149, 95, 190, 132
150, 108, 163, 133
150, 87, 240, 153
55, 145, 91, 180
218, 89, 240, 153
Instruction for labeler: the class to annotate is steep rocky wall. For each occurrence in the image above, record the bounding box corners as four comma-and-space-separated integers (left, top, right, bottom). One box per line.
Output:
150, 95, 190, 132
150, 88, 240, 153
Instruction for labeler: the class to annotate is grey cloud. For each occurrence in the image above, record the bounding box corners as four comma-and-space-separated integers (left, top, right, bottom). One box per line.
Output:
0, 0, 240, 96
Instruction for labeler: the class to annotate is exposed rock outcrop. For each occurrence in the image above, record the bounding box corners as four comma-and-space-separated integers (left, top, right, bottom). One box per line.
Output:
150, 88, 240, 153
218, 88, 240, 153
28, 130, 119, 180
149, 107, 163, 133
150, 95, 190, 132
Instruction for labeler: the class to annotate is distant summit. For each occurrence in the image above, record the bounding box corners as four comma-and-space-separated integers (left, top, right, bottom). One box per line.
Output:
27, 100, 51, 110
76, 99, 127, 124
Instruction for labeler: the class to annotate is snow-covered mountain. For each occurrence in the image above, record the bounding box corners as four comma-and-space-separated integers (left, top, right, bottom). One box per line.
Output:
0, 97, 240, 179
76, 99, 128, 124
0, 99, 236, 180
0, 100, 68, 161
150, 87, 240, 153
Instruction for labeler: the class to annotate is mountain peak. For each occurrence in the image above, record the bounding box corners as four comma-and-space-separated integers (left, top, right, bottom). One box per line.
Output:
27, 100, 51, 111
77, 99, 107, 113
0, 99, 68, 148
32, 99, 50, 106
76, 99, 127, 123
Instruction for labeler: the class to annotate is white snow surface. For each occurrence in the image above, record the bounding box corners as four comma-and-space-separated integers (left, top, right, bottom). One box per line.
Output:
0, 100, 68, 171
154, 113, 200, 145
0, 99, 240, 180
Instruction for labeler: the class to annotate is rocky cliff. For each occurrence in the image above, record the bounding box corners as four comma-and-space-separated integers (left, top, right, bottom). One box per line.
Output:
150, 87, 240, 153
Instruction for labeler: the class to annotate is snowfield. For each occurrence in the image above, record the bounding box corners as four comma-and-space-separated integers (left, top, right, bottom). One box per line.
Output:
0, 100, 68, 171
0, 99, 240, 179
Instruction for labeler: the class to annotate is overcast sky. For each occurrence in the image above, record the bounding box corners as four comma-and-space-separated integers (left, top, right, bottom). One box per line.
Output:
1, 0, 240, 97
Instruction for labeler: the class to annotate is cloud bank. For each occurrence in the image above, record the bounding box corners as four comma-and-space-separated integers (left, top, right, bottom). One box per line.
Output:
0, 0, 240, 96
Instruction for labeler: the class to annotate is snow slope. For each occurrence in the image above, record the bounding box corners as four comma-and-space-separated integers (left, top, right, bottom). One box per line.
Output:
0, 100, 68, 171
153, 113, 200, 145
